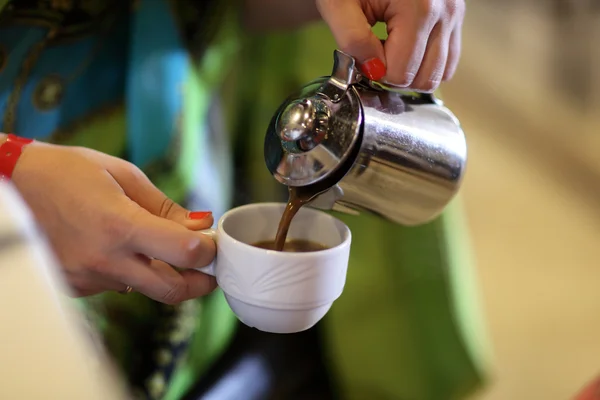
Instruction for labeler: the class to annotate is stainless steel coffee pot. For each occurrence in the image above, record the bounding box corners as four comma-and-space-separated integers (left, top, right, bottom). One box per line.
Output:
264, 50, 467, 226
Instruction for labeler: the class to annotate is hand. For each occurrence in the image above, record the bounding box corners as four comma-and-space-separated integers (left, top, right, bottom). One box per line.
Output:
12, 142, 217, 304
317, 0, 465, 92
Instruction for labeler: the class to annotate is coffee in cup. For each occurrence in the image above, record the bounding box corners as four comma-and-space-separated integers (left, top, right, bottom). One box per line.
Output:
252, 239, 327, 252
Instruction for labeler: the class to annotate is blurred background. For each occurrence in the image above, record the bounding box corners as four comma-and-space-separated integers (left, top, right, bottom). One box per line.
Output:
441, 1, 600, 399
3, 1, 600, 399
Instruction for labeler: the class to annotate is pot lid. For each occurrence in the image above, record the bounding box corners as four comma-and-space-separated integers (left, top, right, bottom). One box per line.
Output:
264, 50, 363, 186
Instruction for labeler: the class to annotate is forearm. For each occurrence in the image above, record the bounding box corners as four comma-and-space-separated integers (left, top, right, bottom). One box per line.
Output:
241, 0, 321, 33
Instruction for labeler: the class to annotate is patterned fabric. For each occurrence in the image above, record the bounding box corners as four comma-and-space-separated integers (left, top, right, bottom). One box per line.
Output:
0, 1, 239, 399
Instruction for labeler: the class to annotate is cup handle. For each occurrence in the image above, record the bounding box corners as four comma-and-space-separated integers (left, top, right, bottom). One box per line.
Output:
196, 228, 217, 276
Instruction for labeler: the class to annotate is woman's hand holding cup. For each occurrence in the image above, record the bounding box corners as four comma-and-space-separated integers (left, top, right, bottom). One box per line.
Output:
7, 140, 353, 332
11, 142, 217, 303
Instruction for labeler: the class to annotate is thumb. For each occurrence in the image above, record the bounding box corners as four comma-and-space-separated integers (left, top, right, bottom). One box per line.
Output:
317, 0, 386, 80
109, 162, 214, 230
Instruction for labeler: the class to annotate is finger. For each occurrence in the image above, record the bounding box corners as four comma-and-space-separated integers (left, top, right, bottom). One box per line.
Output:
114, 255, 217, 305
317, 0, 386, 76
443, 26, 462, 81
185, 211, 214, 231
411, 23, 449, 93
73, 285, 123, 298
383, 4, 439, 86
109, 161, 213, 229
68, 274, 125, 297
125, 205, 216, 268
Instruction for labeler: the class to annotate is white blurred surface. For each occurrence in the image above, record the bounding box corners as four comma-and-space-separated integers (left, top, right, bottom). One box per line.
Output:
0, 182, 128, 400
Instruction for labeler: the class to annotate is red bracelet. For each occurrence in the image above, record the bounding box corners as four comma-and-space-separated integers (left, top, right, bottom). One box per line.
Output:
0, 134, 34, 181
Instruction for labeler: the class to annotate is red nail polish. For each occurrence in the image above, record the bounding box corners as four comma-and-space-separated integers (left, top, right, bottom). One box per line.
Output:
360, 58, 386, 81
189, 211, 212, 220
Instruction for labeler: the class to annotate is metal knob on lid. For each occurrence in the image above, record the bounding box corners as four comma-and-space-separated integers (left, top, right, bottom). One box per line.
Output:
276, 97, 332, 153
277, 98, 318, 142
264, 50, 363, 187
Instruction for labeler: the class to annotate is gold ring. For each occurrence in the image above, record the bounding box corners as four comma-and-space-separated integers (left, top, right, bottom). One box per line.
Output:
119, 285, 133, 295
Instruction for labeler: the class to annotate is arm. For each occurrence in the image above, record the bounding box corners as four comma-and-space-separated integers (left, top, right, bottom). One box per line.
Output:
0, 133, 216, 303
241, 0, 321, 32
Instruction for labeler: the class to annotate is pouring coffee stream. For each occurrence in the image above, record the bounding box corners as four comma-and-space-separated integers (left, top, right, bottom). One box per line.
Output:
273, 187, 318, 251
266, 50, 468, 248
273, 188, 302, 251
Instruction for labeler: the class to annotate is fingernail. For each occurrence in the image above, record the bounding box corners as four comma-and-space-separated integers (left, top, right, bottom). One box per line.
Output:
360, 58, 386, 81
189, 211, 212, 220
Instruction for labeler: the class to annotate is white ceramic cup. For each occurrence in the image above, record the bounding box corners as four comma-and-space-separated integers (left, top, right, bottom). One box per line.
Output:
197, 202, 351, 334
